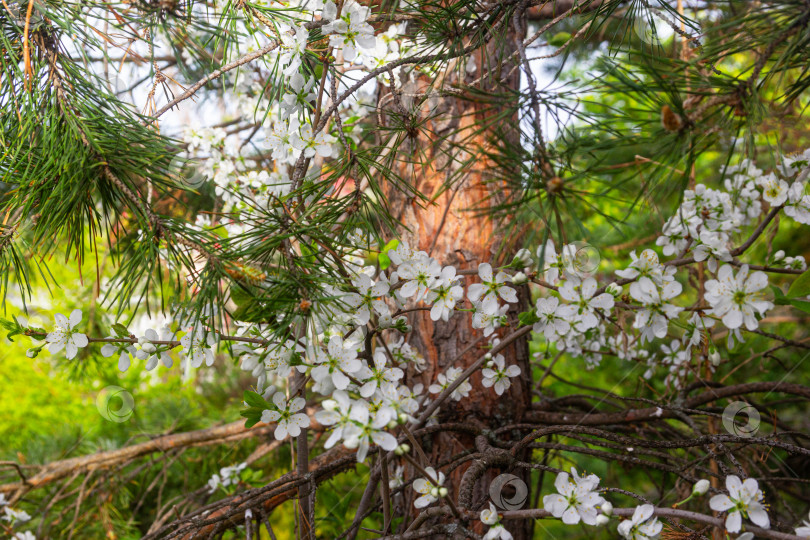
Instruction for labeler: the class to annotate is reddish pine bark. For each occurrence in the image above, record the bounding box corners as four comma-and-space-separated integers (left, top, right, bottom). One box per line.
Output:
378, 18, 533, 539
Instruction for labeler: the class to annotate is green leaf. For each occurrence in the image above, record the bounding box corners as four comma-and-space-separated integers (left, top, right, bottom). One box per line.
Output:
240, 406, 264, 428
378, 252, 391, 270
382, 239, 399, 254
0, 316, 22, 341
787, 270, 810, 298
378, 239, 399, 270
771, 285, 791, 305
112, 323, 130, 337
518, 310, 540, 327
548, 32, 571, 47
243, 390, 270, 409
789, 299, 810, 315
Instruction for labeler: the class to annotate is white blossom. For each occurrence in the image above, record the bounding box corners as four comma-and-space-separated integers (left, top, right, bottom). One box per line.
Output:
682, 312, 715, 348
617, 504, 662, 540
533, 296, 575, 341
796, 512, 810, 537
757, 172, 789, 206
616, 250, 673, 302
709, 475, 770, 533
705, 265, 772, 330
413, 467, 445, 508
342, 400, 397, 461
358, 350, 404, 398
180, 324, 216, 368
425, 266, 463, 321
782, 255, 807, 271
542, 468, 605, 525
481, 354, 521, 395
280, 72, 316, 118
321, 0, 377, 62
467, 263, 518, 315
472, 301, 508, 337
785, 179, 810, 224
278, 24, 309, 75
343, 273, 390, 326
538, 240, 578, 284
45, 309, 88, 359
312, 335, 363, 391
632, 280, 683, 343
207, 462, 247, 493
293, 121, 335, 158
2, 506, 31, 523
387, 240, 421, 267
266, 118, 299, 165
135, 327, 174, 371
397, 254, 441, 301
261, 392, 311, 440
693, 479, 710, 495
481, 502, 512, 540
429, 366, 471, 401
558, 276, 614, 332
314, 390, 355, 449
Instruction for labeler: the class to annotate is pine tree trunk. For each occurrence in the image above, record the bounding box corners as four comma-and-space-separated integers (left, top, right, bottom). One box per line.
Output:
379, 12, 533, 539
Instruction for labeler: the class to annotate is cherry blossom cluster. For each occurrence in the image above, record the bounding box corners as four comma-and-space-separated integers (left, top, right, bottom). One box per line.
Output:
27, 234, 530, 464
171, 0, 410, 225
0, 493, 33, 539
29, 144, 810, 461
206, 462, 248, 494
527, 152, 810, 389
470, 470, 776, 539
15, 144, 810, 538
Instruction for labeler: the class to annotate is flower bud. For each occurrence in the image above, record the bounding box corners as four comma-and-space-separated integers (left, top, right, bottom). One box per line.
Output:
387, 420, 398, 429
511, 248, 532, 268
774, 250, 785, 261
595, 514, 610, 526
398, 413, 409, 424
394, 443, 410, 456
430, 487, 440, 498
484, 353, 492, 360
511, 271, 528, 285
693, 479, 710, 495
601, 501, 613, 516
438, 487, 448, 498
605, 282, 622, 297
708, 347, 721, 366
